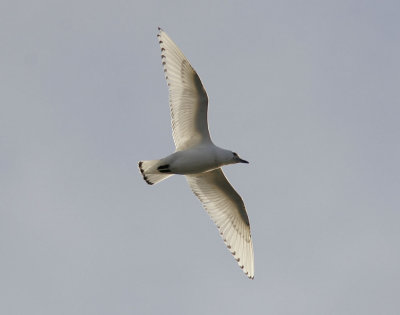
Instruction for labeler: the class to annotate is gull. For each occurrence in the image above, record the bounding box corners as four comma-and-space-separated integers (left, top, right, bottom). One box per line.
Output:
139, 27, 254, 279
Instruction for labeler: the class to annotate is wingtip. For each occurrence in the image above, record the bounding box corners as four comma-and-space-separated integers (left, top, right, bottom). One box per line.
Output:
244, 268, 255, 280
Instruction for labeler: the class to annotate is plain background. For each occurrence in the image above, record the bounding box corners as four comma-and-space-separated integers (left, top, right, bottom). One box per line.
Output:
1, 0, 399, 314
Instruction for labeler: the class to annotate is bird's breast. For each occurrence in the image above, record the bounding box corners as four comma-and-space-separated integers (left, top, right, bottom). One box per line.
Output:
168, 149, 220, 175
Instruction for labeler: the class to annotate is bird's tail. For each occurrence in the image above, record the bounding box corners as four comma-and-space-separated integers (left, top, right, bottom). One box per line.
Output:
138, 160, 173, 185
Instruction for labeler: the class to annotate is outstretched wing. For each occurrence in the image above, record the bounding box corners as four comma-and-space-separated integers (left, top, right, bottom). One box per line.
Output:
157, 28, 211, 151
186, 168, 254, 279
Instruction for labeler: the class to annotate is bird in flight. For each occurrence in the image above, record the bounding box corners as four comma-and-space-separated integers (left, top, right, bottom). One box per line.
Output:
139, 27, 254, 279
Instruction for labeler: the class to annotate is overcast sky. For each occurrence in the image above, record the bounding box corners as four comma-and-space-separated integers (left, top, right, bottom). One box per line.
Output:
1, 0, 400, 314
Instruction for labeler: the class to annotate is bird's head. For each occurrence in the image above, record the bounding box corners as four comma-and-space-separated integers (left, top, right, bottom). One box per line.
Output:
217, 148, 249, 166
231, 152, 249, 164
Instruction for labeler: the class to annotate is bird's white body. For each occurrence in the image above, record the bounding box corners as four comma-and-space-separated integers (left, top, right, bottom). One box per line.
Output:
139, 28, 254, 279
162, 145, 237, 174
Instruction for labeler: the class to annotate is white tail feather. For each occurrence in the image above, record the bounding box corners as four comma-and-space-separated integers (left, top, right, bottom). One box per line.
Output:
138, 160, 173, 185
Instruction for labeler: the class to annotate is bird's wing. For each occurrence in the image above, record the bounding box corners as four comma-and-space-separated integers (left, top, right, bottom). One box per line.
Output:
186, 168, 254, 279
157, 28, 211, 151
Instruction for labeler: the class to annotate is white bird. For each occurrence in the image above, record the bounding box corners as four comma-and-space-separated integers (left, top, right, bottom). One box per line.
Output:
139, 27, 254, 279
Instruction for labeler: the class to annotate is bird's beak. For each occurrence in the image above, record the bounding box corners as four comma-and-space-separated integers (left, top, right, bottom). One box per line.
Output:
238, 158, 249, 164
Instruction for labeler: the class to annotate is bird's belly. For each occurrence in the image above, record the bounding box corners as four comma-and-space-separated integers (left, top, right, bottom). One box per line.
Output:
169, 153, 219, 175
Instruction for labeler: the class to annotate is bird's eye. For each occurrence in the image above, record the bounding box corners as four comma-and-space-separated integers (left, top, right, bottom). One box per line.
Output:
233, 152, 238, 157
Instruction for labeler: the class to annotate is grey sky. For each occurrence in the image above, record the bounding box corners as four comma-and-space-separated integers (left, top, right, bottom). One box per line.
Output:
1, 0, 399, 314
